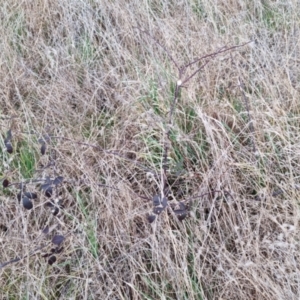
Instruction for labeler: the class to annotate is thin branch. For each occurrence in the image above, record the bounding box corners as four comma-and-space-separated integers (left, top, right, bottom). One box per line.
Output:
48, 135, 157, 176
0, 116, 19, 121
162, 80, 182, 194
187, 189, 235, 202
134, 27, 180, 70
0, 232, 73, 270
7, 176, 150, 202
140, 36, 251, 198
7, 178, 45, 188
185, 41, 252, 69
0, 244, 48, 269
182, 59, 211, 85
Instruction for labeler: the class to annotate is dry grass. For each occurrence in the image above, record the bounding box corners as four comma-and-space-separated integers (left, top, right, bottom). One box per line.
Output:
1, 0, 300, 299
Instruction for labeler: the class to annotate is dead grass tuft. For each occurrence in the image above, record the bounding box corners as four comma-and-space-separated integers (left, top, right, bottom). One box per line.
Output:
1, 0, 300, 299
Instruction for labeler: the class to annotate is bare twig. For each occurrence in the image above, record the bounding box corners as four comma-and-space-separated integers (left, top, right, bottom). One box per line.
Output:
0, 244, 48, 269
137, 27, 251, 203
187, 189, 235, 203
185, 41, 252, 70
134, 27, 180, 70
48, 135, 157, 176
181, 59, 211, 85
162, 80, 182, 195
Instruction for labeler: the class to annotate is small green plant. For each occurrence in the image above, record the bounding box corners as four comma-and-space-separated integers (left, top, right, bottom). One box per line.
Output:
0, 29, 253, 275
1, 130, 67, 268
135, 28, 251, 223
16, 144, 36, 178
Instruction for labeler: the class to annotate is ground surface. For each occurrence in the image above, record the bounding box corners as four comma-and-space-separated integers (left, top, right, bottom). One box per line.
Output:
1, 1, 300, 299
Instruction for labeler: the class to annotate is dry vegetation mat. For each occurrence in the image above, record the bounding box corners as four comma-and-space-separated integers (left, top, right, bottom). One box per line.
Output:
1, 1, 300, 299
